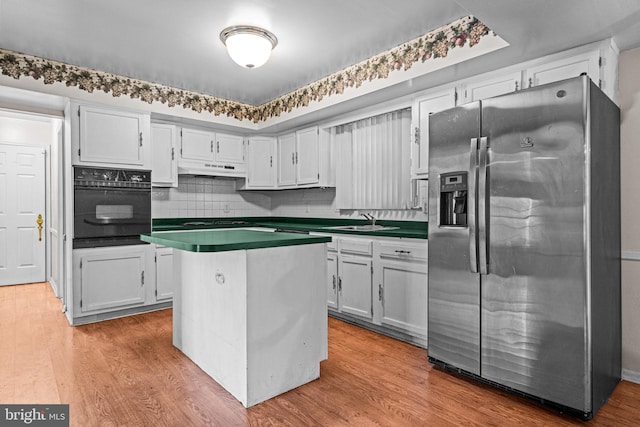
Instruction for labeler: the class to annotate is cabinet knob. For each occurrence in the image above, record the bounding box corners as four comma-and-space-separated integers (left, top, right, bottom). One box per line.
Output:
215, 272, 225, 285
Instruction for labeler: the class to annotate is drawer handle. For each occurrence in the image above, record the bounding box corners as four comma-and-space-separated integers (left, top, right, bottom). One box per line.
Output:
394, 250, 412, 254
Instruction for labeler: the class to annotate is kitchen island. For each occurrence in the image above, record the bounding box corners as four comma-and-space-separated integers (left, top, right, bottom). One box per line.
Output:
141, 229, 331, 407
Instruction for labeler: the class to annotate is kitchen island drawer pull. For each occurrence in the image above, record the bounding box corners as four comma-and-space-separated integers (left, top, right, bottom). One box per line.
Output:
394, 250, 411, 254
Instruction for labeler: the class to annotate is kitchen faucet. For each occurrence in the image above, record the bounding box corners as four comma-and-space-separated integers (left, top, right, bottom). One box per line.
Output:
362, 213, 376, 226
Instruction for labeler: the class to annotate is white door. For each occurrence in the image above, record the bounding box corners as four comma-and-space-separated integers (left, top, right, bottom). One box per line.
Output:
0, 143, 46, 285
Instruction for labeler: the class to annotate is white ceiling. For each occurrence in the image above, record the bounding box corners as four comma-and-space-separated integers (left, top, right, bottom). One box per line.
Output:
2, 0, 640, 108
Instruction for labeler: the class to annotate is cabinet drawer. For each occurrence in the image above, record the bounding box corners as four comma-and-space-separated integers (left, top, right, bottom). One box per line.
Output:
339, 238, 373, 256
379, 241, 427, 261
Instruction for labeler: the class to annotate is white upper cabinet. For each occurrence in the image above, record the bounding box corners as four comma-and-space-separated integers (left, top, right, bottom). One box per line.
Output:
277, 132, 297, 187
178, 127, 246, 176
411, 88, 456, 178
459, 71, 523, 105
524, 51, 599, 90
296, 126, 320, 185
73, 103, 151, 168
150, 123, 178, 187
180, 128, 215, 162
215, 133, 245, 167
245, 136, 277, 189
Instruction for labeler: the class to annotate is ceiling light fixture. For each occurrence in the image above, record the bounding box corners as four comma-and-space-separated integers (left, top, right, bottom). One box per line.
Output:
220, 25, 278, 69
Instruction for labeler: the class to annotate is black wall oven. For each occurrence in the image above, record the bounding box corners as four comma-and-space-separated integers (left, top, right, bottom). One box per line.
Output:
73, 166, 151, 248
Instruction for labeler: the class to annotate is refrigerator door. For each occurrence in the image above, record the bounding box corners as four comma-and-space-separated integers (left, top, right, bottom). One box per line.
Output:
427, 103, 481, 374
480, 78, 589, 411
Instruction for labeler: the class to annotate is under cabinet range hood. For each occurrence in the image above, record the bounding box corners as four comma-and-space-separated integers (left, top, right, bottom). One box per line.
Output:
177, 161, 246, 178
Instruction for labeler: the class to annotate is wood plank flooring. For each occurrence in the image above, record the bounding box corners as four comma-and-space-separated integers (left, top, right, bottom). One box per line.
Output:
2, 282, 640, 426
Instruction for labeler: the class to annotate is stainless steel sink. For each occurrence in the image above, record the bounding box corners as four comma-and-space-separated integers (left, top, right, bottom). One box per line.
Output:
323, 225, 399, 232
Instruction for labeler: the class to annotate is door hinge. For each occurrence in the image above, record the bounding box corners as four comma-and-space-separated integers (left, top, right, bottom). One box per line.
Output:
80, 299, 82, 308
77, 108, 80, 117
171, 147, 175, 160
599, 56, 603, 67
139, 132, 143, 147
180, 129, 183, 137
141, 271, 145, 286
79, 260, 82, 269
414, 127, 420, 144
154, 254, 157, 262
371, 264, 373, 275
317, 173, 320, 180
379, 283, 383, 302
78, 148, 81, 156
155, 289, 157, 297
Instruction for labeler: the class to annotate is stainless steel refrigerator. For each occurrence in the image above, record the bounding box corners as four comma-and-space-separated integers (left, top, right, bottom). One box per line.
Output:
427, 75, 620, 419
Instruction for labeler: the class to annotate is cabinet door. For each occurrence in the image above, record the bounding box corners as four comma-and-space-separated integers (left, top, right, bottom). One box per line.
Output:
412, 89, 456, 177
215, 133, 245, 166
338, 254, 373, 320
296, 126, 320, 185
379, 259, 427, 337
78, 248, 146, 312
246, 136, 276, 188
278, 133, 297, 187
78, 105, 146, 166
460, 71, 522, 104
180, 128, 214, 161
327, 252, 338, 310
151, 123, 178, 187
524, 51, 599, 89
155, 246, 174, 301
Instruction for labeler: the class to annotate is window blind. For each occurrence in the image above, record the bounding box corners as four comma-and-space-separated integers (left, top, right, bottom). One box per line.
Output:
335, 109, 411, 209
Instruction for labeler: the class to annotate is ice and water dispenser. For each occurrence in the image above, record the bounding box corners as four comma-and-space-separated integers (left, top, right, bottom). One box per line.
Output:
439, 172, 468, 227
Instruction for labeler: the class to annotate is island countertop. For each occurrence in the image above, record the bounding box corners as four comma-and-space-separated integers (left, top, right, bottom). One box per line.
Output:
140, 229, 331, 252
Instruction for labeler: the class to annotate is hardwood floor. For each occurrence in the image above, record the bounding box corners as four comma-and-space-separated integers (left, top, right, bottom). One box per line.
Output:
1, 282, 639, 426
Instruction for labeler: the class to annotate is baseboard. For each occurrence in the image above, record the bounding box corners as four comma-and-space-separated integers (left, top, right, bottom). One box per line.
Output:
622, 369, 640, 384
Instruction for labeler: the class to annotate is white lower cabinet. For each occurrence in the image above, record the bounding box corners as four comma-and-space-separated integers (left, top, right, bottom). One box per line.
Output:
73, 245, 150, 314
322, 234, 428, 347
71, 244, 170, 323
376, 240, 428, 340
326, 236, 374, 320
154, 245, 174, 301
338, 254, 373, 320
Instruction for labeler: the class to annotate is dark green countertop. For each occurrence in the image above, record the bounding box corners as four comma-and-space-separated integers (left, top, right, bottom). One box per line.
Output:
140, 229, 332, 252
151, 216, 428, 239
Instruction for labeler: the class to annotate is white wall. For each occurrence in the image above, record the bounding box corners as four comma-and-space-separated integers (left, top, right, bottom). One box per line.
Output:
619, 47, 640, 377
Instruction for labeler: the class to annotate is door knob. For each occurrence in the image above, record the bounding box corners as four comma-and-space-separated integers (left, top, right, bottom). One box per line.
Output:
37, 214, 43, 241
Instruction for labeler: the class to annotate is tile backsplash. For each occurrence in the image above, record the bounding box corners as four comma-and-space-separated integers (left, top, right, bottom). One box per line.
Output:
152, 176, 270, 218
152, 176, 428, 221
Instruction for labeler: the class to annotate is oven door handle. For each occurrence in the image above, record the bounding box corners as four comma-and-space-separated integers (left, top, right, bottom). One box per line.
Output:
84, 218, 149, 225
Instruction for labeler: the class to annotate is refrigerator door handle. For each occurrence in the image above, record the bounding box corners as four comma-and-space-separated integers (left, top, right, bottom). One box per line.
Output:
478, 136, 489, 275
469, 137, 479, 273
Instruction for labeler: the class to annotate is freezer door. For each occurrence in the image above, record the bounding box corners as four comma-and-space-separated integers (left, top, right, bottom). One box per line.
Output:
480, 78, 589, 411
428, 103, 481, 375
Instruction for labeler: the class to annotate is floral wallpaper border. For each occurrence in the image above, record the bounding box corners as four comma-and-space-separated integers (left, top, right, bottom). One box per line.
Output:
0, 15, 492, 123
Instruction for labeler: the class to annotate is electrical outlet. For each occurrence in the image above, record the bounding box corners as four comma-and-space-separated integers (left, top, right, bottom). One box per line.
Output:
223, 203, 230, 213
